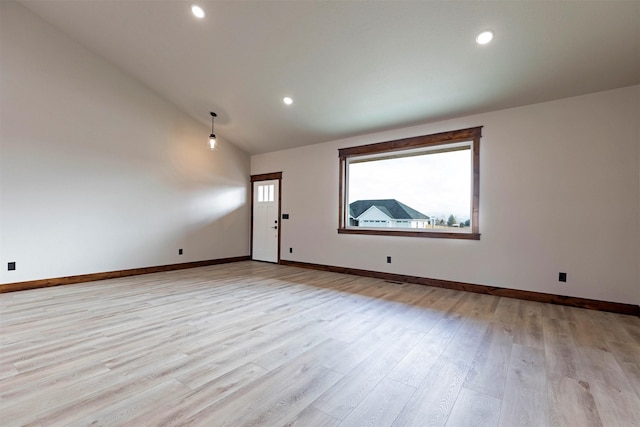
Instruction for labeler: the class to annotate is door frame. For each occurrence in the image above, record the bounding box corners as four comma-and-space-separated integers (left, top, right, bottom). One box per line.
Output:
250, 172, 283, 263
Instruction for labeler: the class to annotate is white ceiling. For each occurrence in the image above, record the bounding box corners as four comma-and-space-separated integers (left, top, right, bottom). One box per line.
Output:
19, 0, 640, 155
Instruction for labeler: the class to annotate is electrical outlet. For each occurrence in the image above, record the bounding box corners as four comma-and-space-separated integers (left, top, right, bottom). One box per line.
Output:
387, 256, 391, 264
8, 262, 16, 271
559, 272, 567, 282
178, 249, 183, 255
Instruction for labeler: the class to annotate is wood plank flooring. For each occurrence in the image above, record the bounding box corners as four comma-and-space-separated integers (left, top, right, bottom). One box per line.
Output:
1, 261, 639, 426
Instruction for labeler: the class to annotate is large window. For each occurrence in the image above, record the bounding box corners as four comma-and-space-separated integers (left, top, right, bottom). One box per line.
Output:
338, 127, 481, 239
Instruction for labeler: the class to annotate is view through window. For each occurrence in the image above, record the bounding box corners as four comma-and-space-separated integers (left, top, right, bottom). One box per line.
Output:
338, 127, 481, 239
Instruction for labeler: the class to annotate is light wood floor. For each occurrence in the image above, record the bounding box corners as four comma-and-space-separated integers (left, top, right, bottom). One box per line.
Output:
1, 261, 639, 426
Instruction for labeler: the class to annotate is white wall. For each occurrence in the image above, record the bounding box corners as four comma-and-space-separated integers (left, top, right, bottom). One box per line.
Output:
0, 1, 250, 283
252, 86, 640, 305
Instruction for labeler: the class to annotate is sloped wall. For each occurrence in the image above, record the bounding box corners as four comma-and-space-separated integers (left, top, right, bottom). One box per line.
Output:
0, 1, 250, 283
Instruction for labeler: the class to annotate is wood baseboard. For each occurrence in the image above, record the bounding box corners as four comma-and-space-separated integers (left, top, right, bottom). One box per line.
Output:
279, 259, 639, 317
0, 256, 251, 293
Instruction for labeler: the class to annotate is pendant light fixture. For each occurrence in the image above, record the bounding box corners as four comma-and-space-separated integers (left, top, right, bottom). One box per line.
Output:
209, 112, 217, 150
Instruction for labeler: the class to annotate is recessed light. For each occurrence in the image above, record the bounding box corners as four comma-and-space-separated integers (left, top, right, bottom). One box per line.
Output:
283, 97, 293, 105
475, 30, 494, 45
191, 5, 205, 19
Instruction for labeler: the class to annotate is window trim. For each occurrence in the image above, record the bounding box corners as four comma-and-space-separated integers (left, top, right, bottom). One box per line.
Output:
338, 126, 482, 240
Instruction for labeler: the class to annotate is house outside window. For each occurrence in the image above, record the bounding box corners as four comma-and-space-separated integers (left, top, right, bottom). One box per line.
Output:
349, 199, 430, 229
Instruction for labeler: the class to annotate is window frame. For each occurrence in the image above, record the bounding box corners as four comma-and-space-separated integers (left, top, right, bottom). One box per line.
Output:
338, 126, 482, 240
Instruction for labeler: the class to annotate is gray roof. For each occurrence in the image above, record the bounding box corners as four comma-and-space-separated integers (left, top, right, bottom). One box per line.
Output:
349, 199, 429, 220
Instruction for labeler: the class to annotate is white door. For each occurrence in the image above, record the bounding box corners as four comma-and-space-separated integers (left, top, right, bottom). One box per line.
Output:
252, 180, 279, 262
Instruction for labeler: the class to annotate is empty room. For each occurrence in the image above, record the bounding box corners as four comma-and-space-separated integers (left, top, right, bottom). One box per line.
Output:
1, 1, 639, 426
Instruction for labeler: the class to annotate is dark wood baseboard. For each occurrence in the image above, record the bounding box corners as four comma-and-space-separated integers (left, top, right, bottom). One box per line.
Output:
0, 256, 251, 293
279, 259, 640, 317
4, 256, 637, 316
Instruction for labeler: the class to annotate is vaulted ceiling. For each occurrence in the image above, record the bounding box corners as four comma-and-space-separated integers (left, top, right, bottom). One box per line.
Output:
19, 0, 640, 154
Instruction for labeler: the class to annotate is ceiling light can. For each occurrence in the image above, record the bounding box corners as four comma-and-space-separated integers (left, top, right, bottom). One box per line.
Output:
283, 97, 293, 105
475, 30, 494, 45
191, 5, 205, 19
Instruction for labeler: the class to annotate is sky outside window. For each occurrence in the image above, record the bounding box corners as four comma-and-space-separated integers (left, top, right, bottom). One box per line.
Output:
348, 149, 471, 221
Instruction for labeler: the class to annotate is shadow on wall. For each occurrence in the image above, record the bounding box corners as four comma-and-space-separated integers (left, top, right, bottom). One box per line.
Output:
187, 186, 247, 226
97, 190, 249, 270
183, 203, 250, 258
